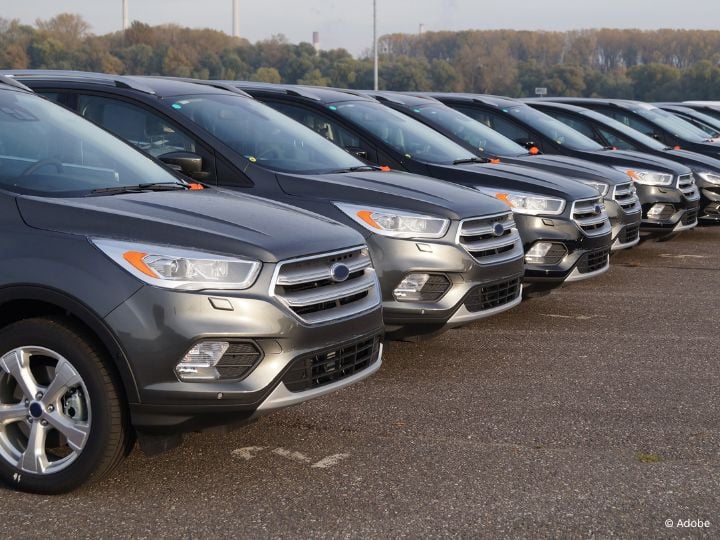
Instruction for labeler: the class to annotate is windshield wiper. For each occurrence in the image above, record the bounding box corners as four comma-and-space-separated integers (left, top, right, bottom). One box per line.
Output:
88, 182, 190, 196
333, 165, 379, 173
453, 157, 487, 165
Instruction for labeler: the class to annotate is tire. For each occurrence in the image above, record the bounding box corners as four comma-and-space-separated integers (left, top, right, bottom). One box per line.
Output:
0, 317, 130, 494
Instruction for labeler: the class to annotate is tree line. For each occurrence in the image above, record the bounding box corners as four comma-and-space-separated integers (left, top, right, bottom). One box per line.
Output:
2, 14, 720, 100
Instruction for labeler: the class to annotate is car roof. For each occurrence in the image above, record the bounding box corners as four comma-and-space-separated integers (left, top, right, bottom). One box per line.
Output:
0, 70, 252, 99
545, 97, 649, 110
416, 93, 524, 108
340, 90, 441, 108
229, 82, 375, 104
523, 100, 592, 114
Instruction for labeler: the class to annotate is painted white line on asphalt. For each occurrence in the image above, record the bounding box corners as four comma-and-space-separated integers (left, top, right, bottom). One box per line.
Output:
541, 314, 600, 320
272, 447, 312, 463
311, 453, 351, 469
659, 254, 707, 259
231, 446, 266, 460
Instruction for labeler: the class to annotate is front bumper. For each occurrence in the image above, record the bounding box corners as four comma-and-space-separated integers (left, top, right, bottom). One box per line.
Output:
606, 200, 641, 251
370, 235, 525, 338
697, 183, 720, 225
516, 215, 612, 287
636, 185, 700, 235
103, 283, 384, 433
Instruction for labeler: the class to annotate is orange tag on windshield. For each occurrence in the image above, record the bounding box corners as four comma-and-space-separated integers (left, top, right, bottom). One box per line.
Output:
380, 165, 391, 172
489, 158, 501, 164
188, 183, 205, 190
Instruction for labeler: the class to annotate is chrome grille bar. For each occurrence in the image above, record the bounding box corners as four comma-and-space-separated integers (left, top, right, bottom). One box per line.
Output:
571, 197, 611, 236
456, 212, 524, 265
271, 246, 380, 325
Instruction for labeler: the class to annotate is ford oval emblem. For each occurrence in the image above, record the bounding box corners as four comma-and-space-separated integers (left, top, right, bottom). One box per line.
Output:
493, 223, 505, 237
595, 205, 603, 214
330, 263, 351, 282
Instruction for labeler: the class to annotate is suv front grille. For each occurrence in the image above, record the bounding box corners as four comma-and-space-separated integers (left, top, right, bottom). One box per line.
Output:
577, 248, 610, 274
464, 277, 522, 313
619, 223, 640, 244
571, 197, 610, 236
682, 207, 698, 225
457, 213, 522, 264
612, 183, 641, 214
678, 174, 699, 199
282, 335, 381, 392
216, 342, 263, 380
273, 246, 380, 325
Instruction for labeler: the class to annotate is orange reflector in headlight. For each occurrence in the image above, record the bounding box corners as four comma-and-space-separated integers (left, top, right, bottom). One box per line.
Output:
122, 251, 157, 278
356, 210, 380, 229
496, 193, 515, 207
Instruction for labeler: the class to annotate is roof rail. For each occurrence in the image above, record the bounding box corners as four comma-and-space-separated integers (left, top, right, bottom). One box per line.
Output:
0, 75, 33, 93
166, 78, 253, 98
0, 70, 157, 95
231, 81, 324, 101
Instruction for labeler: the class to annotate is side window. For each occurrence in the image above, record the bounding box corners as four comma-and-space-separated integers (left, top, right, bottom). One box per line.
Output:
77, 95, 196, 158
271, 102, 360, 148
550, 112, 597, 140
460, 107, 536, 147
596, 127, 638, 151
603, 109, 656, 138
75, 94, 216, 182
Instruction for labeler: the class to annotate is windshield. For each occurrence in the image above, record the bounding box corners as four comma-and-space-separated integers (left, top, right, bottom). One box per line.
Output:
332, 101, 477, 164
0, 91, 178, 196
578, 109, 667, 150
503, 105, 605, 151
412, 104, 528, 158
631, 105, 711, 142
169, 94, 364, 174
673, 109, 720, 136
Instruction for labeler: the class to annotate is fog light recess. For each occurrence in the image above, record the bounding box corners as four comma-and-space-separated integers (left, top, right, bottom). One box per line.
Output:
647, 203, 675, 220
525, 242, 568, 265
393, 273, 451, 302
175, 341, 262, 382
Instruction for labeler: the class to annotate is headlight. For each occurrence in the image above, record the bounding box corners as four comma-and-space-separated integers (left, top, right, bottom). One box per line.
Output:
92, 239, 261, 290
576, 179, 609, 196
611, 167, 674, 186
334, 202, 450, 238
475, 188, 565, 215
697, 172, 720, 185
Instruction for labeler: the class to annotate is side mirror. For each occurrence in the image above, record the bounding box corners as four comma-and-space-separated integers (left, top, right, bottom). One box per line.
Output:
159, 151, 209, 180
345, 146, 368, 159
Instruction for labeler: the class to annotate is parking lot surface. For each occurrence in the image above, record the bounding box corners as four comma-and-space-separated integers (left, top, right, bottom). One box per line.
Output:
3, 228, 719, 538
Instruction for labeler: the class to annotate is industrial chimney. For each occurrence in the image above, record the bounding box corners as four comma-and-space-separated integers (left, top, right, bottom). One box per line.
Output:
312, 31, 320, 53
419, 23, 425, 35
122, 0, 129, 31
232, 0, 240, 37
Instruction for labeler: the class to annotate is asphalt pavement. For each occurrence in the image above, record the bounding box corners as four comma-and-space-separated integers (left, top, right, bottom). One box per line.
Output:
2, 227, 719, 538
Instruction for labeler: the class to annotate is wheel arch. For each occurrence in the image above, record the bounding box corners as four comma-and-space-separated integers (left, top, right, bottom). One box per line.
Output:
0, 285, 140, 403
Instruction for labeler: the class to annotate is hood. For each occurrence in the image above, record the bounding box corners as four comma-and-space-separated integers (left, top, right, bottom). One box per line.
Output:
584, 149, 692, 175
276, 169, 512, 220
667, 148, 720, 174
508, 154, 631, 185
425, 161, 600, 201
17, 189, 364, 263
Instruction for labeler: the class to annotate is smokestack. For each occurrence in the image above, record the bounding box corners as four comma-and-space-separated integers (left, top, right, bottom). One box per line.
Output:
122, 0, 129, 31
419, 23, 425, 35
232, 0, 240, 37
312, 31, 320, 53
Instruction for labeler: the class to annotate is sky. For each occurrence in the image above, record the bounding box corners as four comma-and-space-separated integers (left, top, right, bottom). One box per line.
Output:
2, 0, 719, 56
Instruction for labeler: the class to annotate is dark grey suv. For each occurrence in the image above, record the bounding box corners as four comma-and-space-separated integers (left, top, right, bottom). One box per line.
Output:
9, 72, 526, 340
0, 78, 384, 493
